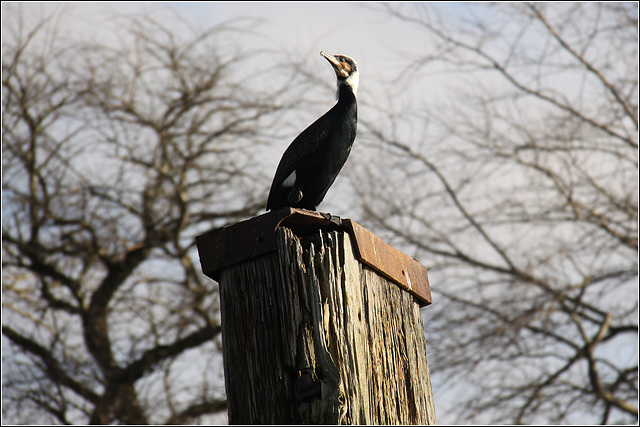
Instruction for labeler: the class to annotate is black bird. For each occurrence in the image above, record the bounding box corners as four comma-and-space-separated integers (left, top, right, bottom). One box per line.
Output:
266, 51, 359, 212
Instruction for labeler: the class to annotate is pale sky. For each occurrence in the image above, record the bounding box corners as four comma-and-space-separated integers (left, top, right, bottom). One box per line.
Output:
11, 2, 451, 99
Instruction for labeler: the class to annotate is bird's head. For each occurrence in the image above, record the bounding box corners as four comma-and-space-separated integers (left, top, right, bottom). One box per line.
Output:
321, 51, 359, 96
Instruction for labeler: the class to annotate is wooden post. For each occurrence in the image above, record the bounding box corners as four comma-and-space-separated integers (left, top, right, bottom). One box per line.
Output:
196, 208, 436, 424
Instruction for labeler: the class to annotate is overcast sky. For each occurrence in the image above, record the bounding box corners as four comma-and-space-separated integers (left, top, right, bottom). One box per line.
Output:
13, 2, 455, 99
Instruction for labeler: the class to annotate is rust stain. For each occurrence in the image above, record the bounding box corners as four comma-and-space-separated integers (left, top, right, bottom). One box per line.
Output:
343, 219, 431, 307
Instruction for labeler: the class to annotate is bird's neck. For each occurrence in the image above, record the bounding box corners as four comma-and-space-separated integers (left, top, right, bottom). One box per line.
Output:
336, 84, 357, 106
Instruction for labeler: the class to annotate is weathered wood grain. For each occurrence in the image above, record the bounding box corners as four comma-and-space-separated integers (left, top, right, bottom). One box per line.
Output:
218, 227, 436, 424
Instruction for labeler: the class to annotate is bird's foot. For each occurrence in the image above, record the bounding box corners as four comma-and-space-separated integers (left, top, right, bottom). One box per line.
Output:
320, 212, 342, 227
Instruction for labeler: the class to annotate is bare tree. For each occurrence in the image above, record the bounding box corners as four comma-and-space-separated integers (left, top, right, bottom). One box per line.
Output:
354, 3, 637, 424
2, 4, 298, 424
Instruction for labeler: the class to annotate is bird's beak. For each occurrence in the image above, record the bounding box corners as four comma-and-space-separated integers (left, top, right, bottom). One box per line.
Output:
321, 51, 350, 78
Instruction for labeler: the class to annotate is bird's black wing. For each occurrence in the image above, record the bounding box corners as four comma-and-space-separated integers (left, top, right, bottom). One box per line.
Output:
268, 108, 334, 195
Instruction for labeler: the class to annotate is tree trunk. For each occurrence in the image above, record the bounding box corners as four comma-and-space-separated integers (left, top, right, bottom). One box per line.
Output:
214, 224, 436, 424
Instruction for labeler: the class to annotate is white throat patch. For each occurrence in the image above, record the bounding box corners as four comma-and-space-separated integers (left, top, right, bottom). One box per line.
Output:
338, 71, 359, 98
346, 71, 359, 96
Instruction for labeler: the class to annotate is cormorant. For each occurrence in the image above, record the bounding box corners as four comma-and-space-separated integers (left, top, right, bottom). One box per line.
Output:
266, 51, 359, 213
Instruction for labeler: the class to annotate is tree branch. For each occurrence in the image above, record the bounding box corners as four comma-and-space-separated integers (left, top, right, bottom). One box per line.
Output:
2, 326, 100, 404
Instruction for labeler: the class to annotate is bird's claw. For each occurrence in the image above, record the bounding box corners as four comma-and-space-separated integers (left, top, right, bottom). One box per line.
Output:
320, 212, 342, 227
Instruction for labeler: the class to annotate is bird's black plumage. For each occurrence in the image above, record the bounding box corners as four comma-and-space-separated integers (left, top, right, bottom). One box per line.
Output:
266, 51, 359, 211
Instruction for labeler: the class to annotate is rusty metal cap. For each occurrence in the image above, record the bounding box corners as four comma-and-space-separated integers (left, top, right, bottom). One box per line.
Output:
196, 208, 431, 307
